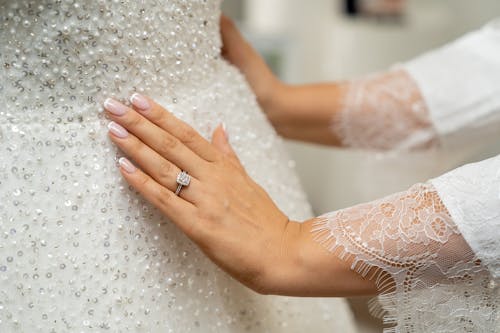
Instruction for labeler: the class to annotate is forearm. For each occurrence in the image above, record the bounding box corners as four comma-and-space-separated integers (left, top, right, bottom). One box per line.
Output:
262, 174, 490, 298
268, 82, 349, 146
221, 16, 437, 149
271, 70, 437, 150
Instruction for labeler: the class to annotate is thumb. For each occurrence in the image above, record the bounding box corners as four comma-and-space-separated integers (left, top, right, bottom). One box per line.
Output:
212, 123, 238, 160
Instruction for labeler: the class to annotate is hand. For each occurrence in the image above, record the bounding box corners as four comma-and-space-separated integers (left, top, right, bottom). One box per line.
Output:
220, 16, 346, 146
220, 16, 289, 132
103, 93, 302, 294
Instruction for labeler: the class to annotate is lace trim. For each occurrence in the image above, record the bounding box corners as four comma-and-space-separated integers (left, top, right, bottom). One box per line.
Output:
332, 69, 439, 151
312, 183, 498, 332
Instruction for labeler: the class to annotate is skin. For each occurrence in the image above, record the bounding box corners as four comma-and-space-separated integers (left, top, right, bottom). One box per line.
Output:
221, 16, 433, 150
104, 96, 378, 297
220, 15, 349, 146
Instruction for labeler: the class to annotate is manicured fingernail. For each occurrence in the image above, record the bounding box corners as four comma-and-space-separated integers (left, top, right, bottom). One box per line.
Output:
222, 122, 229, 140
104, 98, 128, 116
107, 121, 128, 138
118, 157, 137, 173
130, 93, 151, 111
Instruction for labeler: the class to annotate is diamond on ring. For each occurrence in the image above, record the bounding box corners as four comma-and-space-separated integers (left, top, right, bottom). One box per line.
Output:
175, 171, 191, 196
176, 171, 191, 186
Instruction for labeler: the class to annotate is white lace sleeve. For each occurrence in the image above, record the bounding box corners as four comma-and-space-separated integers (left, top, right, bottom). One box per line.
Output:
332, 69, 439, 151
334, 19, 500, 151
311, 164, 499, 332
430, 154, 500, 279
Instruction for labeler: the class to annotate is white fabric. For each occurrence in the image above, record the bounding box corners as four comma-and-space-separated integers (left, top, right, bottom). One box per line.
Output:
403, 19, 500, 148
320, 19, 500, 332
312, 179, 498, 333
332, 69, 438, 150
0, 1, 356, 332
430, 155, 500, 279
403, 18, 500, 280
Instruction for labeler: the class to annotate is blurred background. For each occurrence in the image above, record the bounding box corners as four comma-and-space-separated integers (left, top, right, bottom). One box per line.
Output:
222, 1, 500, 332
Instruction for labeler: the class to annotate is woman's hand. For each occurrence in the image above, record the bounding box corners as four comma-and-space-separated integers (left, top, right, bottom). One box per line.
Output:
103, 93, 302, 294
220, 16, 289, 130
103, 94, 378, 296
220, 16, 348, 146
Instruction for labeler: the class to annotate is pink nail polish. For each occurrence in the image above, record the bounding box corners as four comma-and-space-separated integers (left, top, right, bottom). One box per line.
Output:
104, 98, 129, 116
222, 122, 229, 140
107, 121, 128, 138
118, 157, 137, 173
130, 93, 151, 111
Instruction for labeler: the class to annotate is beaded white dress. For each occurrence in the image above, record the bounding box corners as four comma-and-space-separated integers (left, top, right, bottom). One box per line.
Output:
0, 1, 357, 332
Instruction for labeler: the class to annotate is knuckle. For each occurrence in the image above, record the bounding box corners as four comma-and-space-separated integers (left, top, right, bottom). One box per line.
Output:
151, 108, 170, 126
188, 216, 211, 242
218, 157, 242, 174
196, 208, 220, 224
127, 113, 143, 128
156, 186, 172, 208
190, 210, 220, 246
199, 219, 217, 236
150, 106, 165, 122
138, 174, 150, 188
200, 185, 216, 200
179, 125, 198, 144
157, 160, 174, 184
159, 134, 178, 152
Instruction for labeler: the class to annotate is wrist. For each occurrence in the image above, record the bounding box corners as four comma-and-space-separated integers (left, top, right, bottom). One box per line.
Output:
258, 80, 290, 127
262, 217, 379, 297
256, 75, 283, 108
258, 219, 304, 295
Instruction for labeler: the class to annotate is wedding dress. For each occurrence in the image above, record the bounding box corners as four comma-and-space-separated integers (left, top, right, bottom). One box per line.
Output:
0, 1, 357, 332
319, 20, 500, 332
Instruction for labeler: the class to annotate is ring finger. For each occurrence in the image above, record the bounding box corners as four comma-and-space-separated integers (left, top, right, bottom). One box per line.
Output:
108, 121, 201, 203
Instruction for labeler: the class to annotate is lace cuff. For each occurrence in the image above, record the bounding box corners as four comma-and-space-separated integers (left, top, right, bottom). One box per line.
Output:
332, 69, 439, 151
311, 183, 498, 332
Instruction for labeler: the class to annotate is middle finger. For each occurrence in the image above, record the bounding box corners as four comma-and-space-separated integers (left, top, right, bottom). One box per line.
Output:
104, 98, 206, 178
107, 121, 202, 203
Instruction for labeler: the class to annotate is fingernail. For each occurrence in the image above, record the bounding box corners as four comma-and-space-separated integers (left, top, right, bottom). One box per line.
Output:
118, 157, 137, 173
104, 98, 128, 116
222, 122, 229, 140
130, 93, 151, 111
107, 121, 128, 138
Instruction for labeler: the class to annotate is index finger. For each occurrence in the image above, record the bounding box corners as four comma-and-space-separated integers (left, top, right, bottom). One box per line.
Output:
129, 93, 219, 162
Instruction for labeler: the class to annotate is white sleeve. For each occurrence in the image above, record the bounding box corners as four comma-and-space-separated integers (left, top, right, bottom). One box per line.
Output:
403, 19, 500, 148
334, 19, 500, 151
311, 156, 499, 331
430, 154, 500, 278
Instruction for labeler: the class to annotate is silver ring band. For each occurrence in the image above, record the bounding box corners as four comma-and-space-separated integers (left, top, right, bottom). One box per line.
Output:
175, 171, 191, 196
